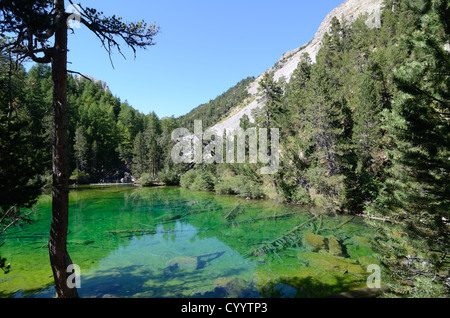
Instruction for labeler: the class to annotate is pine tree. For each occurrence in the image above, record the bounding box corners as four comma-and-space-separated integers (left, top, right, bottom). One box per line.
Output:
72, 125, 89, 183
0, 53, 46, 213
132, 131, 148, 178
255, 71, 284, 129
145, 112, 162, 179
116, 120, 133, 168
279, 53, 313, 203
368, 0, 450, 297
253, 71, 285, 196
346, 71, 385, 212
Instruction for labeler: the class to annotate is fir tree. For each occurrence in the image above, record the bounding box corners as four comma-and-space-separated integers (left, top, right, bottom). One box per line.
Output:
132, 131, 148, 178
72, 125, 89, 183
0, 53, 46, 213
368, 0, 450, 297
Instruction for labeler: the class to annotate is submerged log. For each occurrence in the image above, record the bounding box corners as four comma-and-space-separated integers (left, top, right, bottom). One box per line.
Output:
333, 216, 355, 230
248, 216, 318, 256
106, 229, 157, 235
228, 211, 303, 225
224, 203, 242, 221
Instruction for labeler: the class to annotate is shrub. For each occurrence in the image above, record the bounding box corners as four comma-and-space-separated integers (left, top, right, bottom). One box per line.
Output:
290, 185, 311, 205
215, 175, 263, 199
69, 169, 90, 185
136, 173, 155, 187
214, 179, 235, 195
158, 170, 180, 186
191, 170, 215, 191
180, 169, 197, 189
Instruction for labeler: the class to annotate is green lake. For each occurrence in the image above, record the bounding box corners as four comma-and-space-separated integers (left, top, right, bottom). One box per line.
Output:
0, 185, 382, 298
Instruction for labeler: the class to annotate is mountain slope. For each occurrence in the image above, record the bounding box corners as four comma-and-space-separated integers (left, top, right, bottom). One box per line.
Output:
210, 0, 384, 134
177, 77, 254, 130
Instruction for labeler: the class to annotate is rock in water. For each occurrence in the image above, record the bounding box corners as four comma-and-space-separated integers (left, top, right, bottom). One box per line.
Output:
346, 236, 375, 259
214, 277, 247, 297
166, 256, 198, 271
302, 233, 346, 256
327, 235, 344, 257
299, 252, 366, 276
302, 233, 327, 252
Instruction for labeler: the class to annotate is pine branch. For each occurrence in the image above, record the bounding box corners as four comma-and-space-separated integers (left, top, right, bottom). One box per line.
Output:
67, 70, 91, 81
68, 0, 159, 68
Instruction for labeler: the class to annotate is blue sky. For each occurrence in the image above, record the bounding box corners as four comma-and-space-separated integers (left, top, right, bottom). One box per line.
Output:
65, 0, 344, 118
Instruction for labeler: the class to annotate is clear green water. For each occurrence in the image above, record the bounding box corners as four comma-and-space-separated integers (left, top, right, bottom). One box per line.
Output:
0, 186, 381, 298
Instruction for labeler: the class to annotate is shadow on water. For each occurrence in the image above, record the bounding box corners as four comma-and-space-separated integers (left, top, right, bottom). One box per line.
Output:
0, 283, 55, 299
263, 274, 368, 298
0, 268, 376, 299
78, 263, 258, 298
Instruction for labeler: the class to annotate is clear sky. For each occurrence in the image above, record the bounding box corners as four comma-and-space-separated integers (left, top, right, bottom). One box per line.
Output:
65, 0, 345, 118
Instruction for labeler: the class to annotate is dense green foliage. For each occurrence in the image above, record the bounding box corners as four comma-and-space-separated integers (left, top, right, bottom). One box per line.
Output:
366, 0, 450, 297
0, 61, 182, 187
0, 60, 257, 195
0, 55, 47, 212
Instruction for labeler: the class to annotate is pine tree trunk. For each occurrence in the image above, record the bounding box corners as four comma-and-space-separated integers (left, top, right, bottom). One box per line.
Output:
48, 0, 79, 298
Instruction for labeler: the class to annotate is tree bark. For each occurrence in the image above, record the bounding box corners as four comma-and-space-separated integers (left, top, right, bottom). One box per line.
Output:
48, 0, 79, 298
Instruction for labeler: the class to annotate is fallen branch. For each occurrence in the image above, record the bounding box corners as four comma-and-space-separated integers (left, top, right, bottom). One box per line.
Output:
315, 215, 323, 234
156, 207, 221, 225
228, 211, 303, 225
248, 216, 317, 257
1, 206, 35, 236
356, 214, 392, 223
333, 216, 355, 230
106, 229, 157, 235
106, 227, 211, 236
224, 203, 242, 221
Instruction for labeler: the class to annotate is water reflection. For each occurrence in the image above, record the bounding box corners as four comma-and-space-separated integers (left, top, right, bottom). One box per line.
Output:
77, 221, 259, 298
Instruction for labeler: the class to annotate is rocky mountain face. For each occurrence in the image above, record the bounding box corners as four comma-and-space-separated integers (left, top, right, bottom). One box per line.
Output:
210, 0, 384, 134
76, 74, 110, 92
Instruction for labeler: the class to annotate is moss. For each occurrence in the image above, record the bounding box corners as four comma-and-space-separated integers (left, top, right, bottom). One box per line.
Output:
299, 251, 366, 276
214, 277, 248, 297
253, 263, 367, 298
302, 233, 327, 252
327, 235, 345, 257
351, 236, 372, 246
357, 256, 379, 268
346, 236, 376, 260
166, 256, 198, 270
